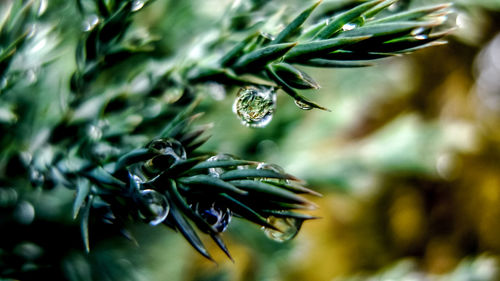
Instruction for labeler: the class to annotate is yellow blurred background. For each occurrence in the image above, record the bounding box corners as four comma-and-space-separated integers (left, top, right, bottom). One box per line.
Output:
167, 1, 500, 280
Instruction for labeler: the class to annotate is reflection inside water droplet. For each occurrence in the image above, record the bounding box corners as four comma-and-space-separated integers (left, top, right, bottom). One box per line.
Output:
233, 86, 276, 128
263, 216, 303, 242
139, 189, 169, 226
294, 100, 313, 110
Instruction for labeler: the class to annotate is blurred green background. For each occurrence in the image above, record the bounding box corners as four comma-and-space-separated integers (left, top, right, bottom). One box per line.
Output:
190, 1, 500, 280
178, 0, 500, 280
4, 0, 500, 280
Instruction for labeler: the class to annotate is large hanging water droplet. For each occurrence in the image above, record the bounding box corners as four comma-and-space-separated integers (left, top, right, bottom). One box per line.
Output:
207, 153, 234, 177
139, 189, 169, 226
263, 216, 303, 242
294, 100, 313, 110
233, 86, 276, 128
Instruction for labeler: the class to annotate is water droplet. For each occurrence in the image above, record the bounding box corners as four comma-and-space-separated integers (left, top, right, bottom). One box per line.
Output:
456, 12, 468, 29
259, 32, 275, 44
129, 173, 144, 190
163, 86, 184, 104
388, 1, 403, 12
88, 124, 102, 141
82, 14, 100, 32
257, 162, 283, 173
31, 38, 47, 54
257, 162, 289, 184
139, 189, 169, 226
13, 201, 35, 225
1, 76, 8, 90
294, 100, 313, 110
411, 27, 428, 40
413, 34, 428, 40
131, 75, 150, 93
37, 0, 48, 16
26, 69, 38, 84
263, 216, 303, 242
29, 168, 45, 188
27, 24, 37, 39
207, 153, 234, 177
436, 153, 461, 181
147, 138, 186, 160
233, 86, 276, 128
342, 23, 356, 31
131, 0, 145, 12
14, 242, 43, 260
195, 202, 232, 232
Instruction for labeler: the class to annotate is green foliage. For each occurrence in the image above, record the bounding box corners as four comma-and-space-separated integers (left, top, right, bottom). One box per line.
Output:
188, 0, 452, 111
0, 0, 455, 279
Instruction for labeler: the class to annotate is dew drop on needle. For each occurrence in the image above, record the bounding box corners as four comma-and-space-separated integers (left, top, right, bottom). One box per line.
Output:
233, 86, 276, 128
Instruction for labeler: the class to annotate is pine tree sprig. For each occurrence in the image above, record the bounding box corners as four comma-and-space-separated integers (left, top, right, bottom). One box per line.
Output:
0, 0, 456, 272
186, 0, 453, 111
